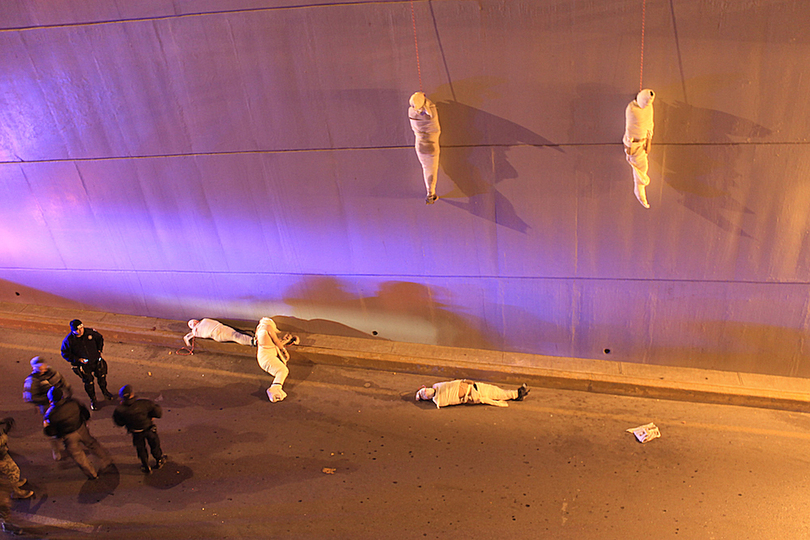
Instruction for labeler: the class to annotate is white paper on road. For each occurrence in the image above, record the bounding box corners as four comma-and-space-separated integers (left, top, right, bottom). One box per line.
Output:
626, 422, 661, 443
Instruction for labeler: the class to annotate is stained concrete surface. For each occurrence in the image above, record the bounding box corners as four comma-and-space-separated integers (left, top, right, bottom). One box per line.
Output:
3, 0, 810, 376
2, 324, 810, 539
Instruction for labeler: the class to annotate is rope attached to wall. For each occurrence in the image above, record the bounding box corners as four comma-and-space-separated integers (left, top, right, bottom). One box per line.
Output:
639, 0, 647, 91
410, 0, 423, 93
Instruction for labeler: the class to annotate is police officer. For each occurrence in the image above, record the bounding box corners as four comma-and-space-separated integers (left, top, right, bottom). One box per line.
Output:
23, 356, 71, 460
113, 385, 167, 474
44, 388, 113, 480
60, 319, 114, 410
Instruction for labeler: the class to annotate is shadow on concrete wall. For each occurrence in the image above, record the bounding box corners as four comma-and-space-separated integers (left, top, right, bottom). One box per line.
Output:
568, 83, 629, 144
436, 100, 561, 234
567, 83, 633, 199
327, 88, 409, 149
279, 275, 497, 350
420, 76, 560, 234
654, 100, 771, 238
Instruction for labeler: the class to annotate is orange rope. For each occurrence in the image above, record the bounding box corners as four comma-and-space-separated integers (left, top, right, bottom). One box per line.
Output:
176, 336, 194, 356
410, 0, 423, 92
639, 0, 647, 91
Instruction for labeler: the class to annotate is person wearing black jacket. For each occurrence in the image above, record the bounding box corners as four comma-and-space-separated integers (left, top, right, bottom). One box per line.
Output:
43, 387, 112, 480
60, 319, 114, 410
113, 385, 167, 474
23, 356, 71, 461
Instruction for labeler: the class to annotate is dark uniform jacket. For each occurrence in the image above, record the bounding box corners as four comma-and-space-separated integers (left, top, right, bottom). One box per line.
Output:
24, 369, 70, 406
61, 329, 105, 367
113, 399, 163, 432
44, 398, 90, 438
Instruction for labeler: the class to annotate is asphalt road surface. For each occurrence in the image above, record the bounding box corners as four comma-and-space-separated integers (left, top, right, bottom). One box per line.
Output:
1, 325, 809, 539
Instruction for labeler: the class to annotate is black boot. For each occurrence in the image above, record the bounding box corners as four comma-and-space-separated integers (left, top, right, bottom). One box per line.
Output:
515, 384, 530, 401
85, 381, 98, 405
1, 520, 23, 535
99, 378, 114, 400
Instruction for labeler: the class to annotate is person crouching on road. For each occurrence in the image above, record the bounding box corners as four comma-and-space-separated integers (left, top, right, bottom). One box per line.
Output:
112, 385, 167, 474
43, 387, 113, 480
61, 319, 114, 410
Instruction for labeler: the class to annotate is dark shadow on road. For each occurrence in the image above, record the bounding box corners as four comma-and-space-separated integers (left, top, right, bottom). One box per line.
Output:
78, 464, 119, 504
144, 462, 193, 490
148, 382, 259, 411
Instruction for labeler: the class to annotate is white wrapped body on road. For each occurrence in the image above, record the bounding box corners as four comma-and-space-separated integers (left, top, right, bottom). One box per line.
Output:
416, 379, 519, 408
184, 318, 253, 347
255, 317, 289, 402
409, 91, 441, 203
623, 89, 655, 208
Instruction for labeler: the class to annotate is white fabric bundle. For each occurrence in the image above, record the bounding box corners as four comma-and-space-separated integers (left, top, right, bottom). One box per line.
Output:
255, 317, 289, 402
425, 380, 518, 408
185, 318, 253, 347
409, 92, 441, 203
626, 422, 661, 443
623, 89, 655, 208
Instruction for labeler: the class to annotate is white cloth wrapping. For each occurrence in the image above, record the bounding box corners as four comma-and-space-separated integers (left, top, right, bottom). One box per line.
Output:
626, 422, 661, 443
428, 380, 518, 408
255, 317, 288, 402
623, 89, 655, 208
409, 92, 441, 198
184, 318, 253, 347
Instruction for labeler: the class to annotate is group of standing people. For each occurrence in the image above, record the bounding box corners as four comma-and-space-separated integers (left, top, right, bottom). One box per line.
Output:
2, 320, 168, 535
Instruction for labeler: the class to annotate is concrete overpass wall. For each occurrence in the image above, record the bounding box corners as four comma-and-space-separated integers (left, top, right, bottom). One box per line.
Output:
2, 0, 810, 376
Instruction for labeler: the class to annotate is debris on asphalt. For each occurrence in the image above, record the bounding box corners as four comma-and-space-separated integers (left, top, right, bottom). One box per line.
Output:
626, 422, 660, 443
